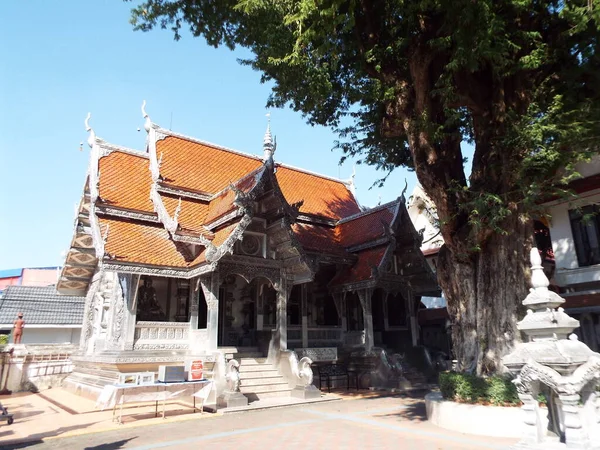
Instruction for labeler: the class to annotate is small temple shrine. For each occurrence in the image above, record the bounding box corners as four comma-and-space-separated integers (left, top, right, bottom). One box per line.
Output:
57, 103, 439, 398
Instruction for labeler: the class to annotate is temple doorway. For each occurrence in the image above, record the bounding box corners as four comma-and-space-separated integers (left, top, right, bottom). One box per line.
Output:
217, 274, 276, 347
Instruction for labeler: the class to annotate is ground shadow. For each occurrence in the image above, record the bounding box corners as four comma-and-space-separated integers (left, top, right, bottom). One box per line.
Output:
85, 437, 137, 450
1, 422, 99, 449
375, 400, 427, 422
12, 409, 45, 420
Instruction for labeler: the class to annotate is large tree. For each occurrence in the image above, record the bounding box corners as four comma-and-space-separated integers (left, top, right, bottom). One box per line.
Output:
127, 0, 600, 375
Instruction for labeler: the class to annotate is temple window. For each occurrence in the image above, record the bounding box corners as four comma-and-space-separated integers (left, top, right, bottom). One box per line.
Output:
136, 276, 190, 322
569, 206, 600, 267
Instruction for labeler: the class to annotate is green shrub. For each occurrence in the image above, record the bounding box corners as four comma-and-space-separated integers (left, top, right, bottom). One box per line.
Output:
488, 376, 520, 405
439, 371, 520, 406
0, 334, 8, 345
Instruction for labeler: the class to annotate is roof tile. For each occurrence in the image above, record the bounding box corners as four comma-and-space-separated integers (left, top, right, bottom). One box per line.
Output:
338, 205, 395, 248
98, 152, 153, 212
101, 217, 206, 268
157, 137, 263, 194
329, 246, 388, 286
0, 286, 84, 326
276, 166, 361, 220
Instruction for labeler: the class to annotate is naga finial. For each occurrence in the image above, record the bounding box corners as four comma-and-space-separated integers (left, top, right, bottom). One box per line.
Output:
84, 112, 96, 148
141, 100, 152, 132
400, 179, 408, 203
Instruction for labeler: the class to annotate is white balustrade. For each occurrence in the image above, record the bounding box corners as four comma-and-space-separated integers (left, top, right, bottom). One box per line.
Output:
134, 321, 190, 350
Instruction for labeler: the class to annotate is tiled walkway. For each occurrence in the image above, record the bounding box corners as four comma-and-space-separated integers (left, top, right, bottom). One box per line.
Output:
0, 391, 517, 449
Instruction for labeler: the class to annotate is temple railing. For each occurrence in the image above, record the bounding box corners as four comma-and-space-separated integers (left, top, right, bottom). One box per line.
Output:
133, 321, 189, 350
287, 327, 344, 346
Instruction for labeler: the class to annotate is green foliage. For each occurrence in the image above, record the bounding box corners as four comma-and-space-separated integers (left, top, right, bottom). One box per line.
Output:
0, 334, 8, 345
439, 371, 520, 405
127, 1, 600, 242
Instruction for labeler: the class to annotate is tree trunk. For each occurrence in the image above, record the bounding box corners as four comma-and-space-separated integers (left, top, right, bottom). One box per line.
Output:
436, 212, 531, 375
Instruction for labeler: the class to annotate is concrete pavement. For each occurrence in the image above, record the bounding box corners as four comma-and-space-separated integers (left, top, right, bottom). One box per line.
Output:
0, 392, 518, 449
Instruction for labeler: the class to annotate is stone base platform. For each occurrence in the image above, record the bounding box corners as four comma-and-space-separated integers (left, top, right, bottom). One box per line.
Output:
63, 350, 213, 400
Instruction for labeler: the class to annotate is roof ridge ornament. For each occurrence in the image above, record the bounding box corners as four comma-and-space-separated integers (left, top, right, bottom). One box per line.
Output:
400, 179, 408, 203
85, 113, 96, 148
141, 100, 152, 132
263, 112, 275, 165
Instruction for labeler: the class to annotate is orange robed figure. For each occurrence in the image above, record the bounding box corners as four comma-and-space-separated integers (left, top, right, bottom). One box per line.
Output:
13, 313, 24, 344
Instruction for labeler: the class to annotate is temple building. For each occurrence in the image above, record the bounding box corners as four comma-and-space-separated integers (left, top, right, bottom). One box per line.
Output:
57, 104, 438, 396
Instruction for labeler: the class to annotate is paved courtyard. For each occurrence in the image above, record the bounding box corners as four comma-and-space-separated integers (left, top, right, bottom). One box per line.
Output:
0, 392, 517, 450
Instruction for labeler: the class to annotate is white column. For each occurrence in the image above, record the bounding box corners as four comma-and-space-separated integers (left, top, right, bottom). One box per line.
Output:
301, 284, 308, 348
201, 272, 220, 352
357, 288, 374, 351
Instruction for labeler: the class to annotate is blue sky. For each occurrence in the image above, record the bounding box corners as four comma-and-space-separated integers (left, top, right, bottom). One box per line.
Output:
0, 1, 471, 271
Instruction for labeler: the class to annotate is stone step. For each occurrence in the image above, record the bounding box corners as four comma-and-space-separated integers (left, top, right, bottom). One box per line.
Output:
240, 382, 290, 394
239, 364, 277, 373
227, 352, 264, 359
238, 369, 280, 378
239, 376, 286, 386
241, 388, 292, 399
239, 357, 269, 365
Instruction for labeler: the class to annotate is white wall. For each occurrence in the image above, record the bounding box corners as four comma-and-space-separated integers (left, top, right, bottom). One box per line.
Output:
548, 191, 600, 286
16, 328, 81, 345
574, 155, 600, 178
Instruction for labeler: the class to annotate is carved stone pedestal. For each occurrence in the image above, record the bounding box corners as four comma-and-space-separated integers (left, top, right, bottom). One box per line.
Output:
218, 390, 248, 408
291, 384, 321, 399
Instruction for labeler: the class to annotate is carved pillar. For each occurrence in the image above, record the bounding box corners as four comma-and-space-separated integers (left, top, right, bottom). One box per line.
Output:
120, 273, 140, 351
332, 291, 347, 333
93, 271, 118, 353
189, 277, 199, 330
559, 393, 589, 448
301, 284, 308, 348
406, 289, 419, 347
80, 271, 102, 354
382, 291, 390, 331
357, 288, 374, 351
275, 275, 291, 352
201, 272, 220, 352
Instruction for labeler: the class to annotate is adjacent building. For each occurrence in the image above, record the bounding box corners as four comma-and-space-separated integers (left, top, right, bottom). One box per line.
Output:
0, 285, 84, 344
543, 156, 600, 351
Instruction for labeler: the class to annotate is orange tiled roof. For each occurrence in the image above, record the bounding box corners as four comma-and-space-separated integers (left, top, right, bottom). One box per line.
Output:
100, 217, 206, 268
292, 223, 346, 256
212, 221, 241, 247
205, 168, 264, 224
276, 166, 361, 220
329, 246, 388, 286
98, 152, 153, 212
157, 136, 263, 194
161, 195, 209, 234
337, 204, 395, 248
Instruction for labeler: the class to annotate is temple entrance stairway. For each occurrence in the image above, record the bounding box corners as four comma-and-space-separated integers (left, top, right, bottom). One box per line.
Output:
220, 347, 292, 402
